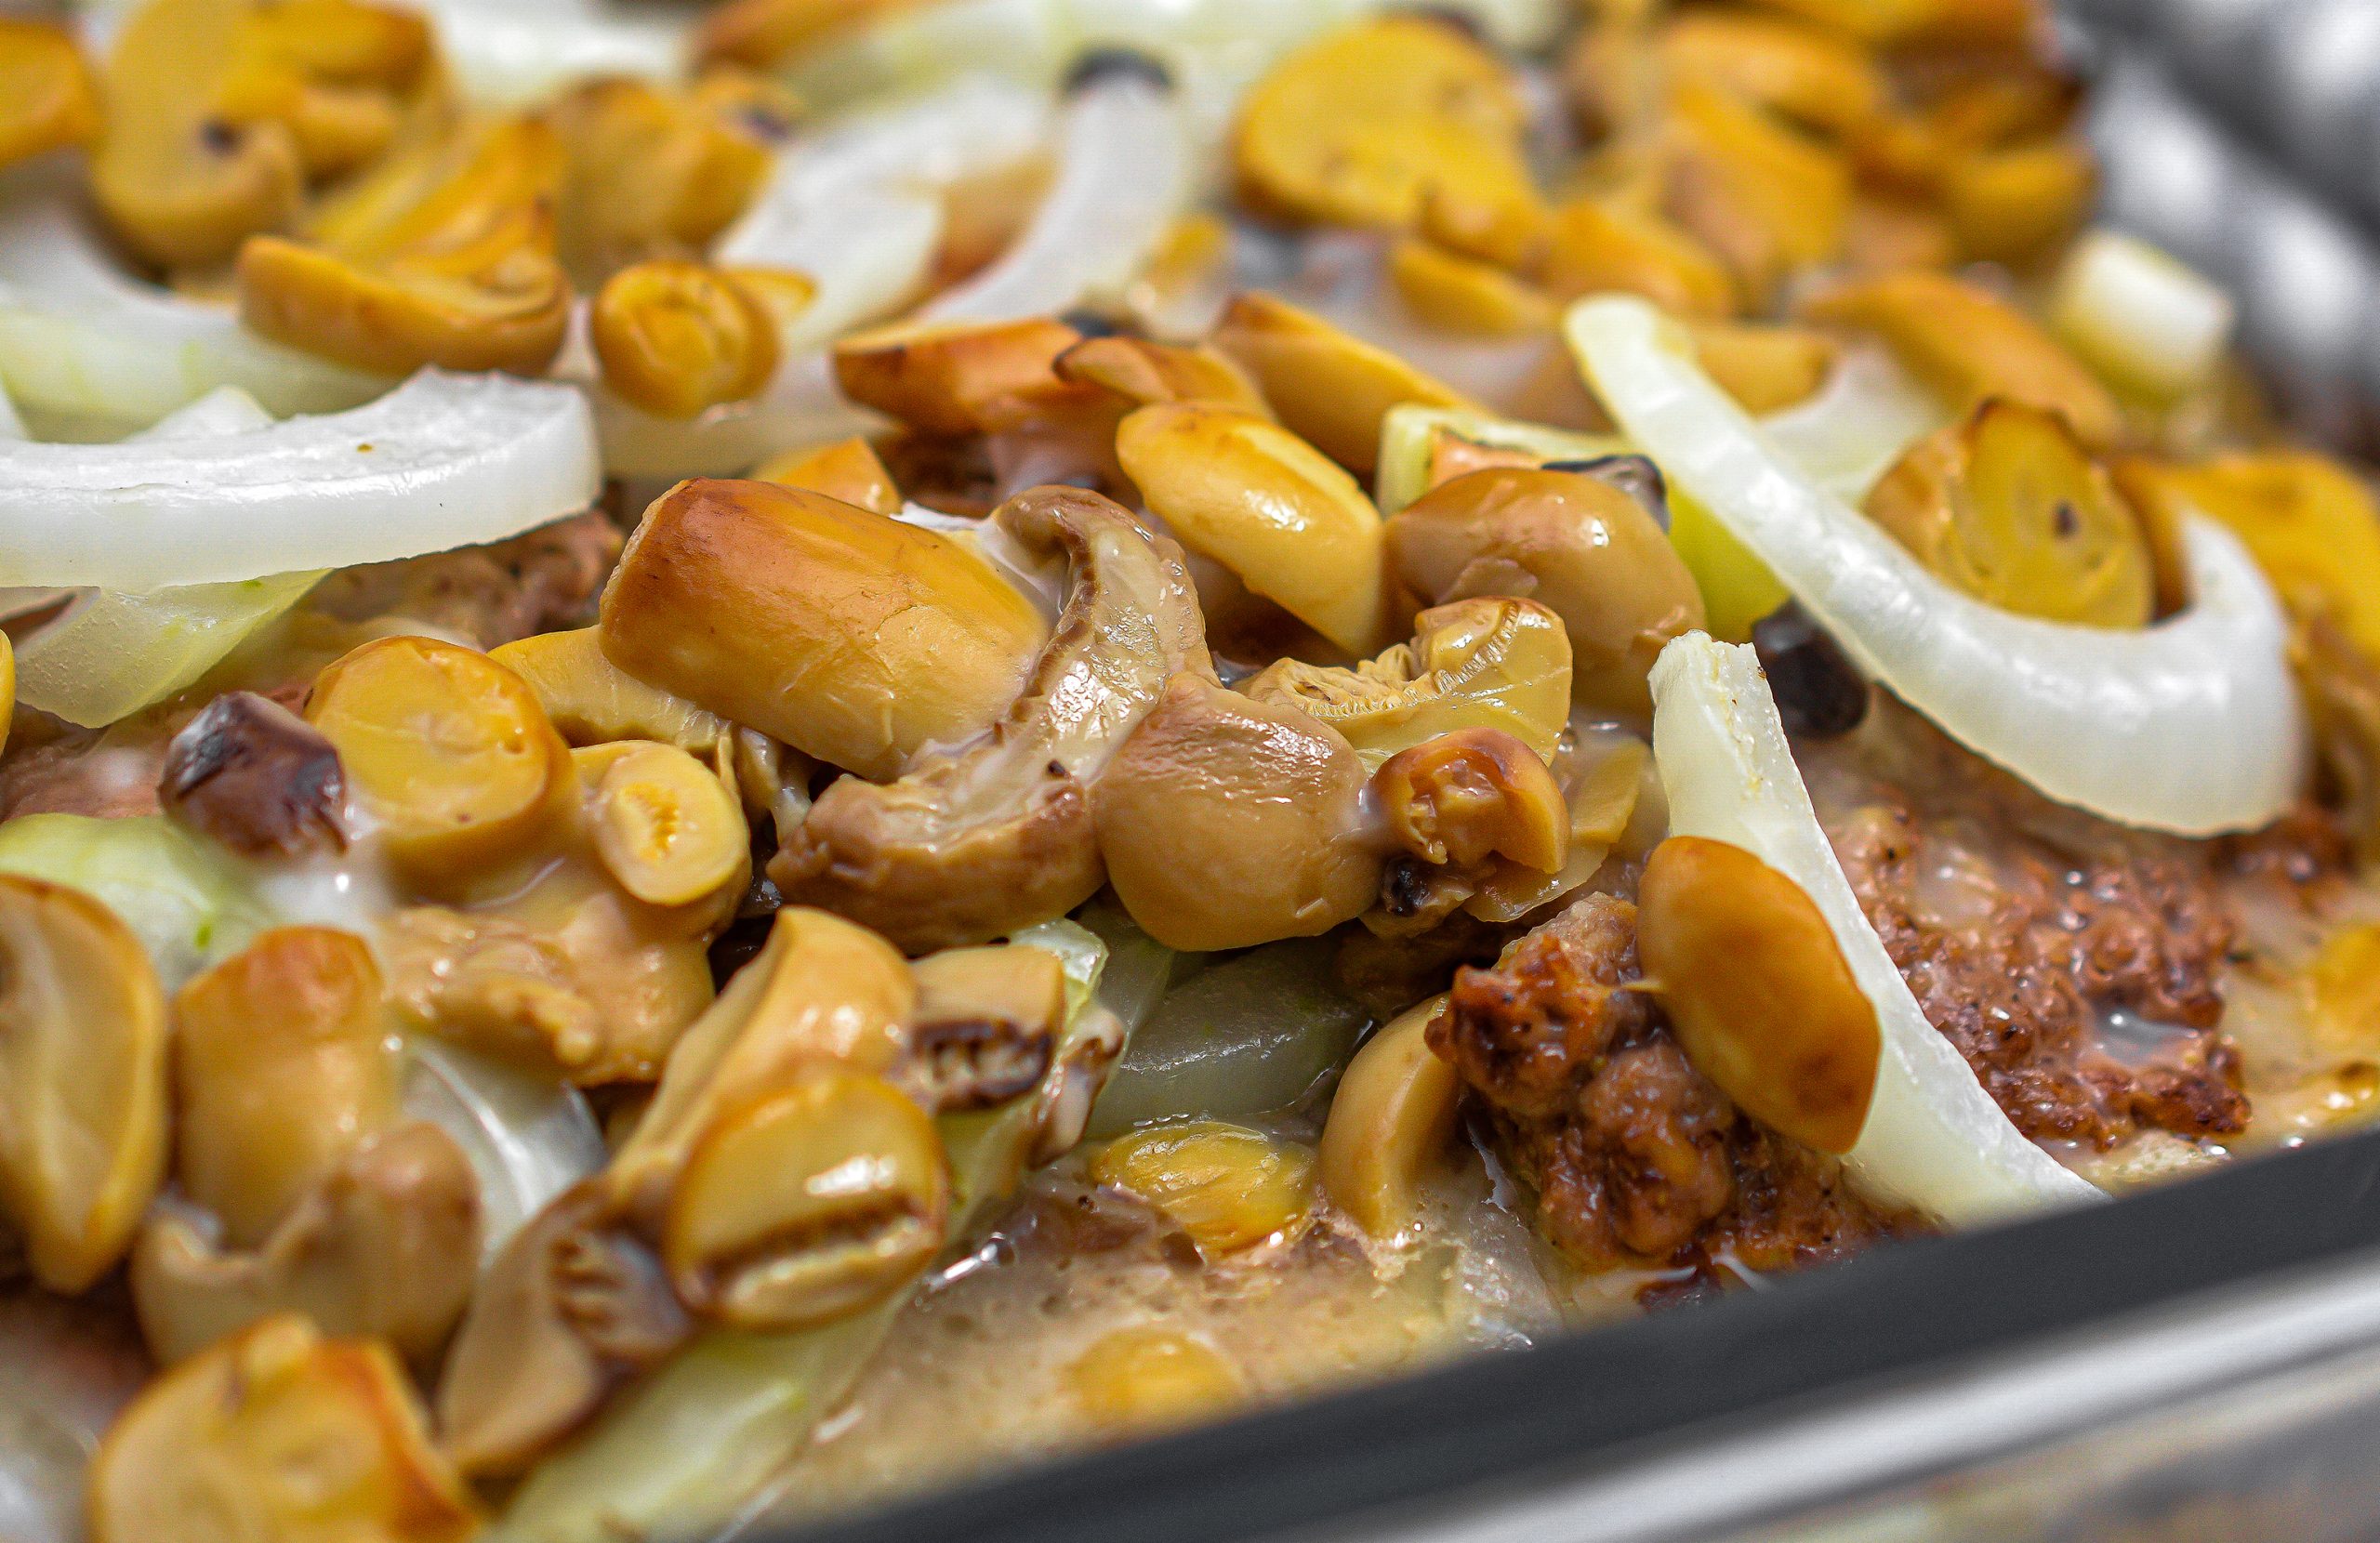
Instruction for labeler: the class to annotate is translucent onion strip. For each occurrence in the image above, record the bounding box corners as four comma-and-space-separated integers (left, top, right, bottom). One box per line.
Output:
403, 1038, 608, 1264
0, 369, 601, 589
1569, 294, 2305, 836
1651, 633, 2106, 1224
0, 185, 391, 432
921, 68, 1190, 323
592, 76, 1051, 476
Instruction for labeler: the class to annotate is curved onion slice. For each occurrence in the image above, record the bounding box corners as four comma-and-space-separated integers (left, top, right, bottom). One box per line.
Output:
0, 813, 271, 987
0, 369, 600, 589
0, 186, 391, 431
592, 77, 1051, 476
403, 1038, 607, 1263
411, 0, 685, 103
1651, 634, 2105, 1223
922, 70, 1190, 323
18, 390, 324, 727
1568, 295, 2305, 836
1755, 344, 1946, 504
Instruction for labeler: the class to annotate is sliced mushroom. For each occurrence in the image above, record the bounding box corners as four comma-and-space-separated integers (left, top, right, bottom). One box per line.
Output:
1056, 335, 1273, 416
1210, 291, 1475, 475
237, 115, 573, 376
306, 634, 575, 892
1093, 673, 1380, 953
434, 1179, 687, 1477
549, 74, 785, 283
1242, 598, 1573, 770
587, 742, 751, 910
0, 877, 168, 1294
1385, 465, 1705, 713
599, 480, 1051, 782
0, 20, 99, 173
1372, 727, 1568, 874
834, 316, 1098, 437
172, 927, 398, 1248
488, 626, 734, 752
1318, 995, 1461, 1240
90, 1314, 481, 1543
158, 692, 348, 860
771, 485, 1214, 953
92, 0, 430, 270
1116, 400, 1395, 656
132, 1122, 481, 1366
753, 436, 904, 515
591, 259, 799, 420
906, 943, 1065, 1111
661, 1070, 948, 1328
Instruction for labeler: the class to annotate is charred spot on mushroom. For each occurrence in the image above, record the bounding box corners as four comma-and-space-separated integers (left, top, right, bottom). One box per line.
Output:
1750, 604, 1869, 740
157, 692, 348, 859
907, 1015, 1054, 1111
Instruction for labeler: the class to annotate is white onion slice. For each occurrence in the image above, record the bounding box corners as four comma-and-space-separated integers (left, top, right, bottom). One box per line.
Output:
16, 573, 322, 727
1568, 295, 2306, 836
416, 3, 685, 102
922, 71, 1190, 323
403, 1038, 608, 1263
592, 77, 1051, 477
1650, 634, 2106, 1224
0, 187, 391, 431
2049, 229, 2235, 401
0, 368, 600, 589
1755, 344, 1947, 504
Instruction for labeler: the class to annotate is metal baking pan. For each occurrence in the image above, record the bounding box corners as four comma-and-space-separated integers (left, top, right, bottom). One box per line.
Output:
765, 1126, 2380, 1543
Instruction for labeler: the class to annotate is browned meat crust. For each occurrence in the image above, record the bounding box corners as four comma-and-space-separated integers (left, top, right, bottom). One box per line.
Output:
1805, 706, 2250, 1148
1430, 895, 1912, 1282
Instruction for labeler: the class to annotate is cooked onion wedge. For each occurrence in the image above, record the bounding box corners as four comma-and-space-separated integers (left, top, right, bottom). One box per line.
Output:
1650, 633, 2104, 1223
1570, 295, 2305, 836
0, 369, 600, 590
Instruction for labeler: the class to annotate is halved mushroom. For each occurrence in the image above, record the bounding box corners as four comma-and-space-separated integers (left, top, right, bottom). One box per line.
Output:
549, 74, 787, 282
170, 927, 398, 1248
771, 485, 1214, 953
834, 316, 1098, 437
0, 876, 168, 1293
1317, 994, 1461, 1240
0, 20, 99, 172
92, 0, 430, 270
306, 635, 575, 891
592, 259, 803, 420
587, 742, 751, 910
90, 1313, 481, 1543
754, 436, 904, 514
434, 1179, 688, 1477
1385, 464, 1705, 713
1209, 291, 1475, 474
906, 943, 1065, 1111
599, 480, 1051, 782
1116, 400, 1394, 656
661, 1070, 948, 1328
132, 1122, 482, 1365
1094, 673, 1381, 953
1242, 598, 1572, 770
1865, 398, 2155, 627
237, 115, 574, 376
1054, 335, 1273, 416
488, 626, 734, 752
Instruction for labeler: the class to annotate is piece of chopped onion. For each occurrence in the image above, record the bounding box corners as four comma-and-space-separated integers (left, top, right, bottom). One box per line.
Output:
403, 1038, 608, 1264
1650, 633, 2105, 1224
17, 389, 324, 726
923, 69, 1190, 323
1374, 404, 1624, 515
2049, 228, 2236, 402
0, 813, 271, 987
0, 368, 600, 589
1568, 295, 2306, 836
592, 77, 1051, 477
0, 183, 391, 432
411, 0, 685, 102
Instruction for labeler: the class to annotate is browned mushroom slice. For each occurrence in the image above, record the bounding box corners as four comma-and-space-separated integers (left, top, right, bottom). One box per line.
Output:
92, 0, 430, 270
158, 691, 348, 860
90, 1313, 482, 1543
1093, 673, 1382, 953
434, 1179, 687, 1477
0, 20, 99, 173
771, 485, 1215, 953
905, 943, 1067, 1111
0, 876, 168, 1294
132, 1123, 481, 1365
